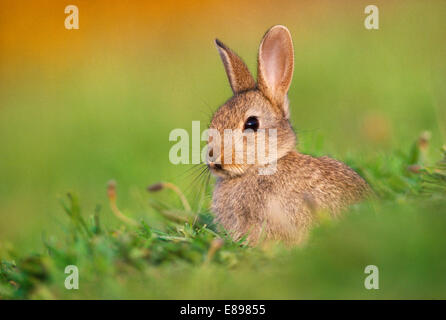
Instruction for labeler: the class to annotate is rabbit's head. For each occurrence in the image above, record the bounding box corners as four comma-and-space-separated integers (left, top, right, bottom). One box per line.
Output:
207, 25, 296, 178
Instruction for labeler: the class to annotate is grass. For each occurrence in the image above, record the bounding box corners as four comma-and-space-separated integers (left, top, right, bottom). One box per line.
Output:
1, 132, 446, 299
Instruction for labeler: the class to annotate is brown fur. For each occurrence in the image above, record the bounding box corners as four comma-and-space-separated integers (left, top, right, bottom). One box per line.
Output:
209, 26, 370, 245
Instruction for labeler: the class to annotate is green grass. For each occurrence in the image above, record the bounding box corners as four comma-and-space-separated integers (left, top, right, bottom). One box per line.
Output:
1, 134, 446, 299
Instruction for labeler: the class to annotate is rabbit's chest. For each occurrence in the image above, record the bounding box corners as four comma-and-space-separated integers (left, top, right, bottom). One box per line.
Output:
212, 176, 308, 244
212, 176, 297, 237
213, 177, 267, 217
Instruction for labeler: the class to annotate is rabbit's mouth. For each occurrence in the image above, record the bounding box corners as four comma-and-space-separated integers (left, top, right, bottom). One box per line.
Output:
208, 162, 226, 178
208, 162, 246, 179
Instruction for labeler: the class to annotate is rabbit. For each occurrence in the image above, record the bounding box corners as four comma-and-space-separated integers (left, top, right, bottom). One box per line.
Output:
207, 25, 370, 245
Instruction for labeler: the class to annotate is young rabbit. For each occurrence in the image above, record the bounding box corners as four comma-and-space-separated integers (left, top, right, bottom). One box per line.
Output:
207, 25, 370, 245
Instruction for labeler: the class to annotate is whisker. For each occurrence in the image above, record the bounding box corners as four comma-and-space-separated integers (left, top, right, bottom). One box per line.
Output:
196, 167, 211, 214
178, 163, 206, 180
187, 165, 208, 192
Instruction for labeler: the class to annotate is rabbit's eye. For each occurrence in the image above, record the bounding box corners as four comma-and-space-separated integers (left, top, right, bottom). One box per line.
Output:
244, 116, 259, 132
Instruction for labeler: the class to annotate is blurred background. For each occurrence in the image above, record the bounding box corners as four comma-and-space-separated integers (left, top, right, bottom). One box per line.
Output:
0, 0, 445, 253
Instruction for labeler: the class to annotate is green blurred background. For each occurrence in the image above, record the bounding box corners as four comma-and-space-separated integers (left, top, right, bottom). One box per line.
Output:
1, 0, 446, 298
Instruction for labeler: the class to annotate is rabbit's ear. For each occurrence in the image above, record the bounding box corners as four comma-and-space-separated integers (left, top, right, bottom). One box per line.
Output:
215, 39, 256, 94
257, 25, 294, 116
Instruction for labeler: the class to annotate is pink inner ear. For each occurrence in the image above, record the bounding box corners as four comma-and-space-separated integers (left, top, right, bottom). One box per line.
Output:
260, 30, 292, 97
264, 47, 278, 87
